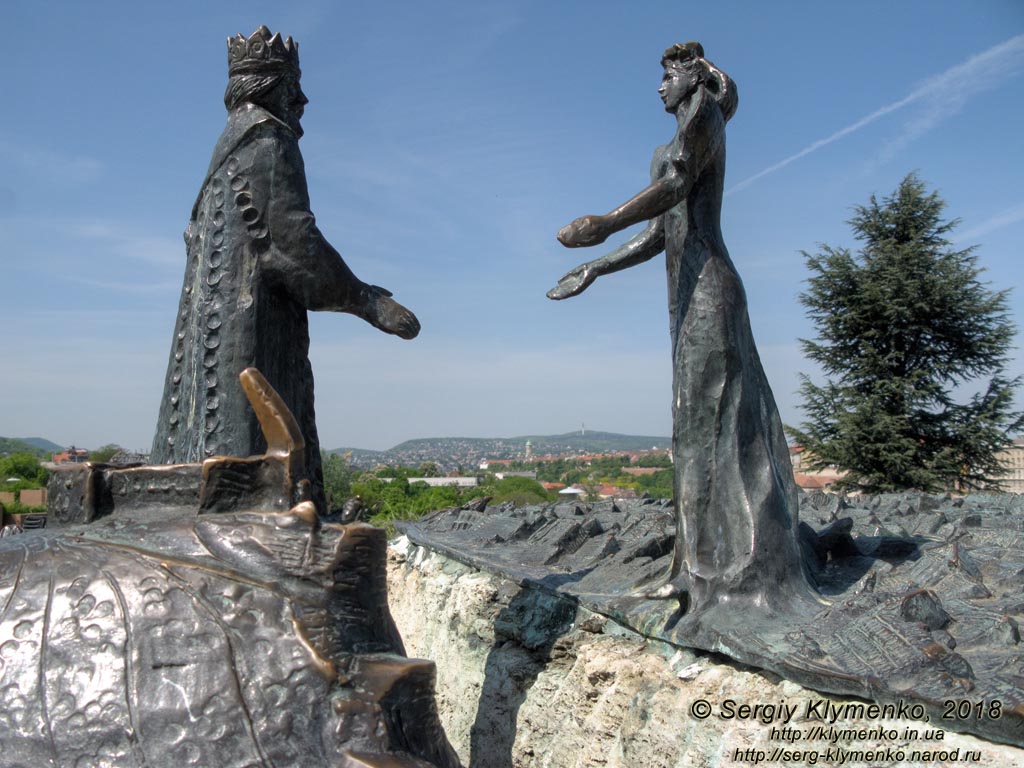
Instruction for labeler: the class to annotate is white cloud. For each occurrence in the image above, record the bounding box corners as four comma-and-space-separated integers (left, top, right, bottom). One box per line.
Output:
71, 221, 182, 268
59, 276, 181, 294
0, 137, 102, 185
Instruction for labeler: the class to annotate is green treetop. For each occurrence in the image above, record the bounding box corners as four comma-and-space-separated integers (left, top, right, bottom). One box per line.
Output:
788, 173, 1022, 492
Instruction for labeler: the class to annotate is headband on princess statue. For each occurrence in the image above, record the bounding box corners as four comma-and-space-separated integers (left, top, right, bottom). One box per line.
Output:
228, 25, 301, 77
661, 42, 705, 68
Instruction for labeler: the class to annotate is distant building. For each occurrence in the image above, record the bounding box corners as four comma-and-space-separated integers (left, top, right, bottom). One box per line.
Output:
994, 439, 1024, 494
380, 476, 480, 488
479, 458, 513, 470
627, 449, 672, 464
789, 441, 1024, 494
415, 477, 479, 488
495, 471, 537, 481
558, 486, 584, 499
18, 488, 47, 507
52, 448, 89, 465
793, 474, 838, 492
597, 484, 637, 500
0, 488, 47, 511
790, 446, 845, 492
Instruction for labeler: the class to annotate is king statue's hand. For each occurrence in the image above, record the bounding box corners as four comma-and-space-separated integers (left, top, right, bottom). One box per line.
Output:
357, 284, 421, 340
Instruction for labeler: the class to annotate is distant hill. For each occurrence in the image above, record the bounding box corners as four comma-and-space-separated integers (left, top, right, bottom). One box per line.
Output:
327, 430, 670, 470
0, 436, 63, 457
389, 431, 669, 455
507, 431, 670, 454
323, 446, 388, 466
19, 436, 64, 453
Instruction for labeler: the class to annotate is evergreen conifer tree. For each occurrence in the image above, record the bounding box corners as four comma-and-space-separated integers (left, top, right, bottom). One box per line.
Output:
788, 173, 1022, 492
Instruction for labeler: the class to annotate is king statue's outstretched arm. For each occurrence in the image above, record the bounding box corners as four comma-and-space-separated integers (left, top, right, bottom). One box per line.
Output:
258, 129, 420, 339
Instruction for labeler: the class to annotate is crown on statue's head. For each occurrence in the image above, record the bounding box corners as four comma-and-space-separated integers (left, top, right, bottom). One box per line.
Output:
228, 25, 300, 77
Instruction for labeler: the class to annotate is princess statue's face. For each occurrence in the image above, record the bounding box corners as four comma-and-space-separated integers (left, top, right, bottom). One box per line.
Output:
659, 63, 701, 112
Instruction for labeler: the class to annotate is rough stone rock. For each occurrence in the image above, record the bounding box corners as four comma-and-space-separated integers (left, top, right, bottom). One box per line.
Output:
388, 537, 1024, 768
401, 493, 1024, 745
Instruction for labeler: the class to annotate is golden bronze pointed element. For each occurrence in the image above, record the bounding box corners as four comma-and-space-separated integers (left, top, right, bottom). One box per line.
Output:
199, 367, 312, 514
239, 367, 305, 457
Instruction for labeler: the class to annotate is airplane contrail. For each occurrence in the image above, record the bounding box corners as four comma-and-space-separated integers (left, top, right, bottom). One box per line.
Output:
727, 33, 1024, 195
954, 202, 1024, 244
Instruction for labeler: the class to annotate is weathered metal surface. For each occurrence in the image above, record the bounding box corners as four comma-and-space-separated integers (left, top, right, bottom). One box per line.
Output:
0, 510, 457, 766
48, 464, 205, 529
14, 368, 458, 766
197, 367, 312, 515
401, 492, 1024, 746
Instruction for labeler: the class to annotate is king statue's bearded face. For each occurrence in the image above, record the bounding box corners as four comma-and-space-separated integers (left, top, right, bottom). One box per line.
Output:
266, 75, 309, 136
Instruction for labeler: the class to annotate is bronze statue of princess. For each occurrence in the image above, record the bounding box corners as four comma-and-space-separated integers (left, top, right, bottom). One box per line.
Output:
551, 43, 818, 618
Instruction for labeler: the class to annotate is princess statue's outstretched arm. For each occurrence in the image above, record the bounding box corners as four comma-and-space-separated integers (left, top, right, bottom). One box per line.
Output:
547, 216, 665, 300
549, 90, 719, 300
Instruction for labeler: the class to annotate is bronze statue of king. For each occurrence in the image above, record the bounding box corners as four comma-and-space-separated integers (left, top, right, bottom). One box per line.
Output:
152, 26, 419, 511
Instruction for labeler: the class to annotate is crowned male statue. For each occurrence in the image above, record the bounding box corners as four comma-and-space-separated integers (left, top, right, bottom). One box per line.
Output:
152, 26, 419, 511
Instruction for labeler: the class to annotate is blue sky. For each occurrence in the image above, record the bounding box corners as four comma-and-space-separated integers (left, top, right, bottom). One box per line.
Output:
3, 1, 1022, 452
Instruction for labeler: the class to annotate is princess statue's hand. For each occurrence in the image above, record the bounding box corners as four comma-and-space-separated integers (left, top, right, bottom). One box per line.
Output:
557, 215, 610, 248
547, 262, 598, 300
